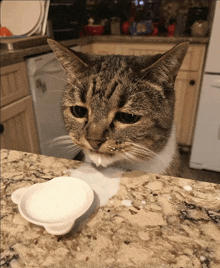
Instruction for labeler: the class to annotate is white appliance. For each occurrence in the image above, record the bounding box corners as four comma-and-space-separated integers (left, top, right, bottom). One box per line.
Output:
26, 46, 80, 159
1, 0, 50, 36
190, 1, 220, 172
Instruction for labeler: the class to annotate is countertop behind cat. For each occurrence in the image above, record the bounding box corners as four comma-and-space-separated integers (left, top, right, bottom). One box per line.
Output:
1, 149, 220, 268
1, 35, 209, 67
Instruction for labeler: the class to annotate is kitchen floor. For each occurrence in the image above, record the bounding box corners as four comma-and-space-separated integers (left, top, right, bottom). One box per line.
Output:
180, 153, 220, 184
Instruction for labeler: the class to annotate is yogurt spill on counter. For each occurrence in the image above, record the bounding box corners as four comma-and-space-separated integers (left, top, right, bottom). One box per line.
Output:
183, 185, 193, 191
11, 176, 94, 235
121, 199, 133, 207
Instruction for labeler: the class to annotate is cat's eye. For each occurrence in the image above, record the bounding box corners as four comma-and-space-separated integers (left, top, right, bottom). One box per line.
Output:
115, 112, 141, 124
70, 106, 88, 118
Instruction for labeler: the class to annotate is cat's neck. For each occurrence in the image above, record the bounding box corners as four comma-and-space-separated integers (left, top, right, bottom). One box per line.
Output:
84, 123, 177, 175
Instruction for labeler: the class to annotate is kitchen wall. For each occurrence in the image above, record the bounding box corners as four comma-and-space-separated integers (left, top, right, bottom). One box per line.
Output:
48, 0, 215, 40
48, 0, 87, 40
160, 0, 214, 33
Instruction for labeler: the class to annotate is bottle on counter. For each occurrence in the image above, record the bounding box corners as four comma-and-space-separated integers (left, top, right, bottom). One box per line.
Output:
111, 17, 121, 35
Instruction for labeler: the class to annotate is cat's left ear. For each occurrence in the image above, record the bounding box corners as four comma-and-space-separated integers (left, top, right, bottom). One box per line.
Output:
142, 42, 189, 86
47, 39, 88, 78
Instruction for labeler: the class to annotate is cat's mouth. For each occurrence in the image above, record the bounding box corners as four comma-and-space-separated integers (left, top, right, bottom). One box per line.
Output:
86, 149, 121, 167
95, 151, 113, 156
92, 150, 113, 156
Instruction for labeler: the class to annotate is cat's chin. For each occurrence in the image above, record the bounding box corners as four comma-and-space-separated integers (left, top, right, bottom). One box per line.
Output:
84, 150, 123, 167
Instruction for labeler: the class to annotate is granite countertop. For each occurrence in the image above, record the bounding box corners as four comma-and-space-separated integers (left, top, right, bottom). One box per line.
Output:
1, 149, 220, 268
1, 35, 209, 67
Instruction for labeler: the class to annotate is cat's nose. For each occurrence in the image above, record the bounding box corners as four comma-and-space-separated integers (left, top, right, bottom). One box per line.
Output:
87, 139, 103, 150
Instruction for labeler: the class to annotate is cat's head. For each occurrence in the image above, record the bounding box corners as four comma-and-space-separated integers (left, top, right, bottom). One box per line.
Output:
48, 39, 189, 167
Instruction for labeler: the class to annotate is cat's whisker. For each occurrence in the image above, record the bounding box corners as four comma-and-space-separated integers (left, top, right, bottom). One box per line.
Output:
129, 142, 156, 155
133, 146, 159, 160
125, 152, 139, 162
50, 135, 71, 142
52, 141, 75, 146
128, 142, 166, 166
128, 149, 150, 162
56, 144, 81, 156
49, 135, 74, 147
126, 70, 150, 93
49, 90, 64, 93
59, 146, 81, 157
128, 91, 146, 99
130, 148, 150, 157
118, 151, 138, 163
43, 73, 67, 83
69, 73, 85, 88
43, 73, 85, 92
118, 152, 130, 163
65, 146, 81, 154
69, 81, 85, 92
52, 135, 72, 140
61, 144, 79, 149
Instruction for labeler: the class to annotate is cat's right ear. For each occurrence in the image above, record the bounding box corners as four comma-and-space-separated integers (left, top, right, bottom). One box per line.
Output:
47, 39, 88, 78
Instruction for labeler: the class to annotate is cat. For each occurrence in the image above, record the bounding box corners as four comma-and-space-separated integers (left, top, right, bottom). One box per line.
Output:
47, 39, 189, 177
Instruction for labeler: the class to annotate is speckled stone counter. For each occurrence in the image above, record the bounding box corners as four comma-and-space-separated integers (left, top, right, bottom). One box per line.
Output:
1, 149, 220, 268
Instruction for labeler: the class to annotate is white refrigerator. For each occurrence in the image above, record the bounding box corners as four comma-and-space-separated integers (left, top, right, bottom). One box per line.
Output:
190, 1, 220, 172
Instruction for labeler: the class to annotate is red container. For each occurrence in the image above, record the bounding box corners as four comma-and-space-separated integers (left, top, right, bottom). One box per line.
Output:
0, 27, 13, 37
167, 23, 175, 37
84, 25, 104, 36
122, 21, 130, 35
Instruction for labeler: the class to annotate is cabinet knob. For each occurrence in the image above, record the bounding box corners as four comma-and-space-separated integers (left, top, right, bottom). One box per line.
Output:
0, 124, 4, 134
189, 79, 196, 86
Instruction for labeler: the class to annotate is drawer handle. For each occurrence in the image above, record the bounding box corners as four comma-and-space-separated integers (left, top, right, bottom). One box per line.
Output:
189, 79, 196, 86
0, 124, 4, 134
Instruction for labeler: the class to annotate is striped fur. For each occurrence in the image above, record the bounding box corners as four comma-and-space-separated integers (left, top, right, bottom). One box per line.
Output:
48, 40, 189, 176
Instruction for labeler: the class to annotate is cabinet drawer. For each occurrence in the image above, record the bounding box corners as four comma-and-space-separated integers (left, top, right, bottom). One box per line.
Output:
0, 62, 29, 107
0, 96, 39, 154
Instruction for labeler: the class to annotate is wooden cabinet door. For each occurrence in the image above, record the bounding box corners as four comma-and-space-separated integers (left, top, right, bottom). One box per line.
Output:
0, 96, 39, 154
114, 43, 206, 72
0, 62, 29, 107
81, 42, 117, 55
174, 71, 200, 146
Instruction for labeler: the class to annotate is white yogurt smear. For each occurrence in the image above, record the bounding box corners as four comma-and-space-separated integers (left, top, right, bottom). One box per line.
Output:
183, 185, 192, 191
68, 163, 123, 206
25, 184, 87, 222
121, 200, 133, 207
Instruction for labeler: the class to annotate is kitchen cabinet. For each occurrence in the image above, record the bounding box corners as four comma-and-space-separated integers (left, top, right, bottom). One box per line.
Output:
174, 71, 200, 145
0, 62, 39, 153
0, 62, 29, 107
81, 42, 206, 147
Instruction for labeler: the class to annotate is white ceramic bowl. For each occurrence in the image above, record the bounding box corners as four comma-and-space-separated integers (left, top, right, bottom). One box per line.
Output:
11, 176, 94, 235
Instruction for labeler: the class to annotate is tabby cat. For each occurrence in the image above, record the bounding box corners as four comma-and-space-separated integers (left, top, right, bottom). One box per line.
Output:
48, 39, 189, 176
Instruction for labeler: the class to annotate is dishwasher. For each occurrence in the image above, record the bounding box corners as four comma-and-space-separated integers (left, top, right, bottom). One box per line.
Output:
26, 45, 80, 159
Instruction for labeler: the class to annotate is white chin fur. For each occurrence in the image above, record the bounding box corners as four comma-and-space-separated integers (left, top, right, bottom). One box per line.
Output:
84, 150, 122, 167
83, 124, 176, 173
